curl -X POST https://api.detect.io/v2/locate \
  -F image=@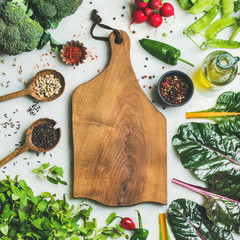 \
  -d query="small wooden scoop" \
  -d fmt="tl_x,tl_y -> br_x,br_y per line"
0,69 -> 65,102
0,118 -> 61,168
